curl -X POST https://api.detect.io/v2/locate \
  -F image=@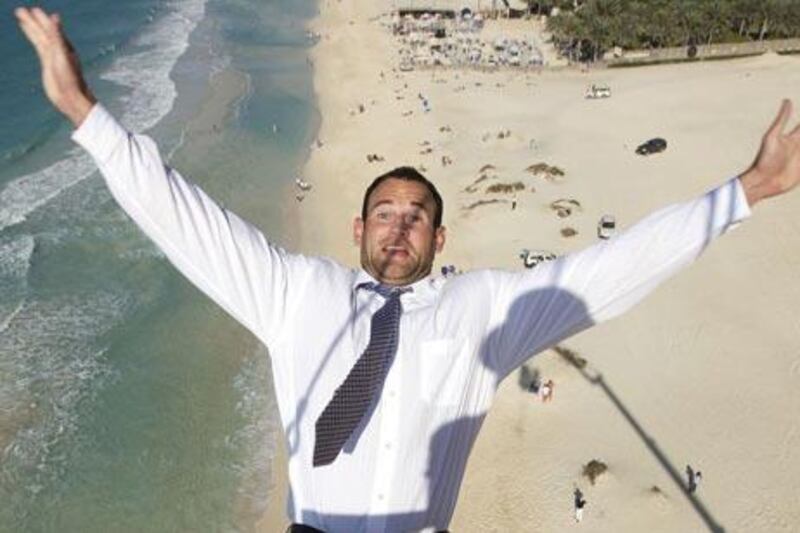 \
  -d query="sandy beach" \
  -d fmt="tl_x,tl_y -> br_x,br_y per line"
259,1 -> 800,530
